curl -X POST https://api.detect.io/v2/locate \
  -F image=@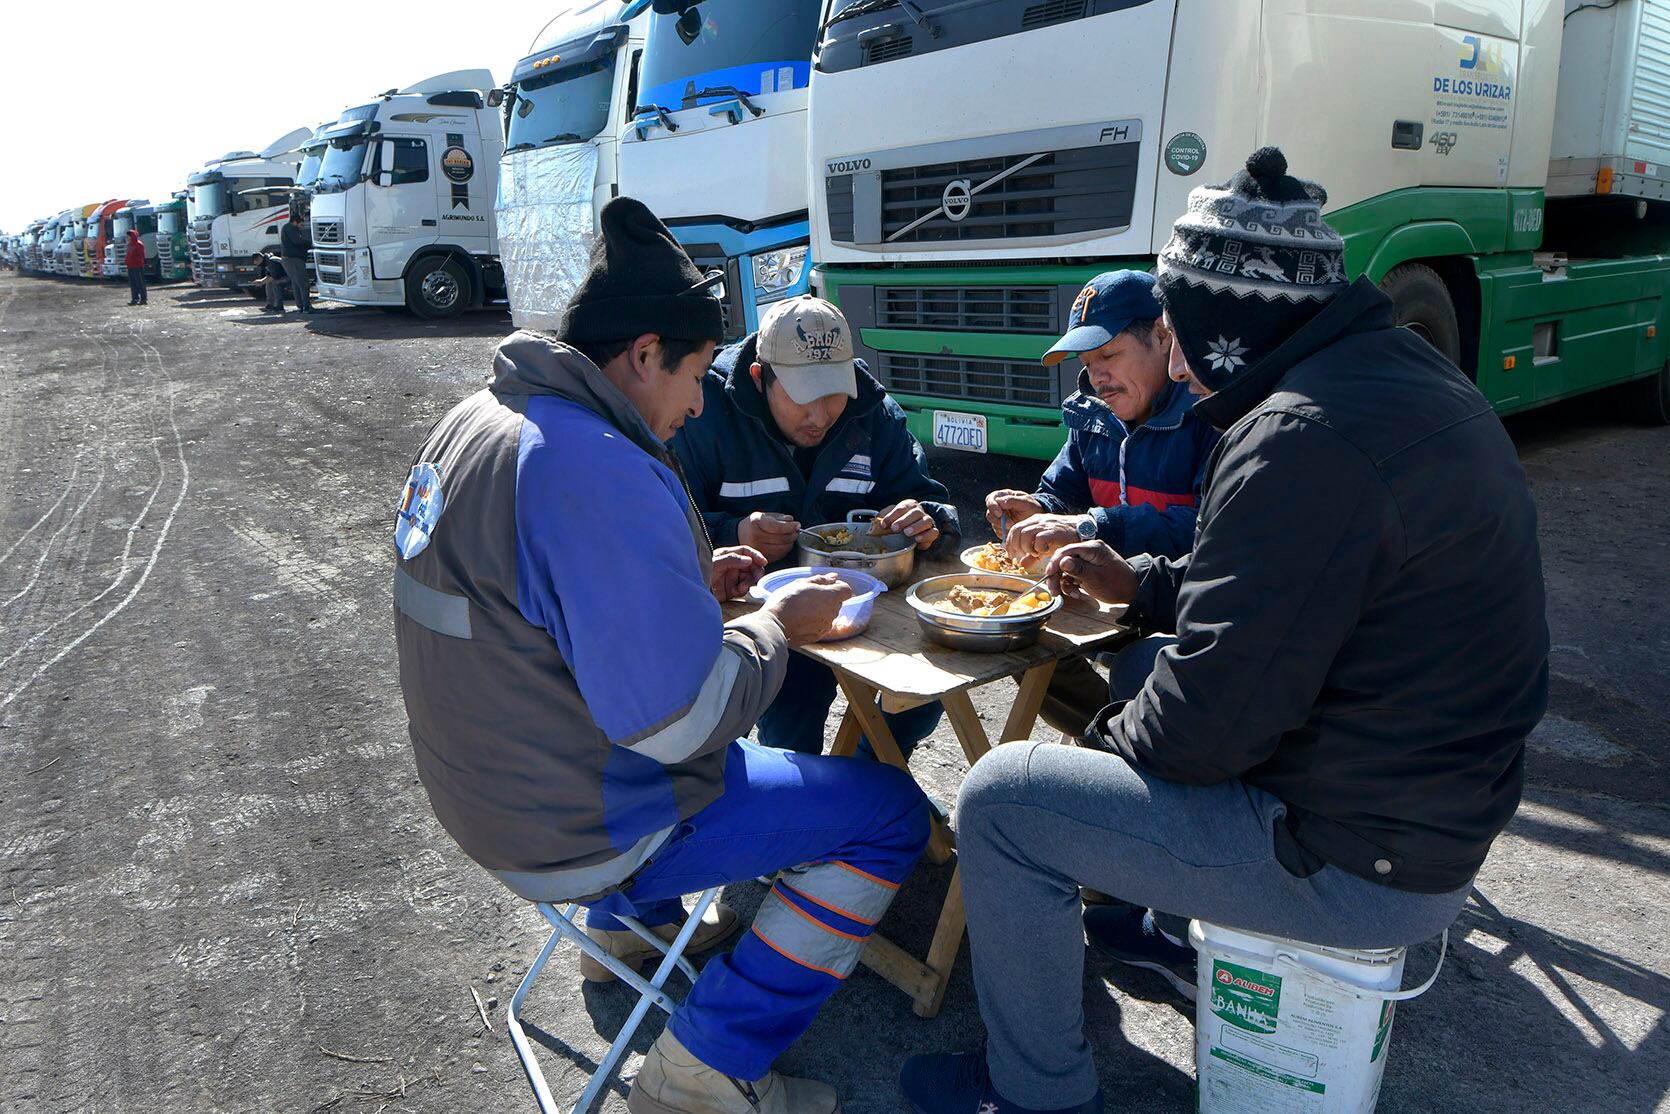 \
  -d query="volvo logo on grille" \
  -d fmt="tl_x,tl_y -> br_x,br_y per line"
943,179 -> 974,222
